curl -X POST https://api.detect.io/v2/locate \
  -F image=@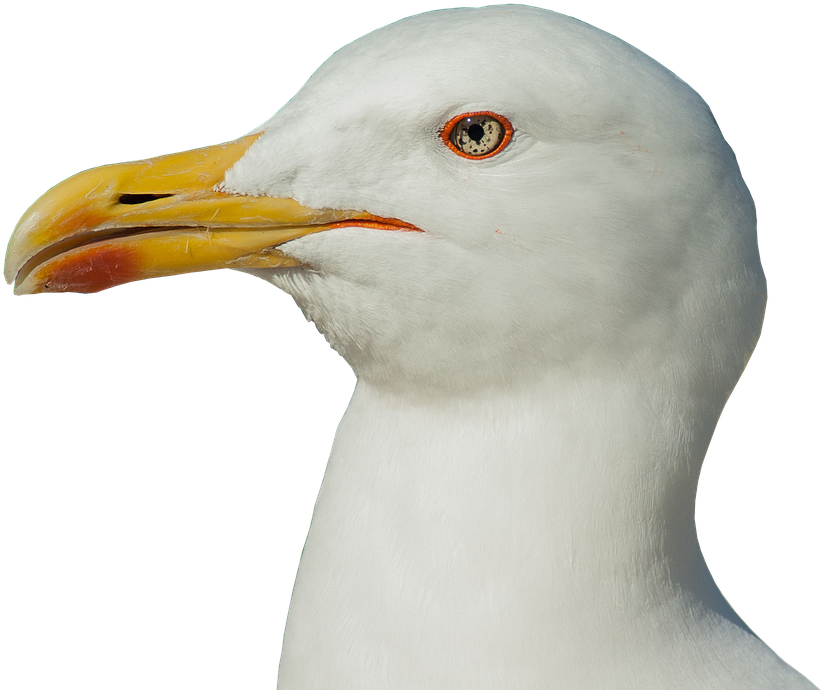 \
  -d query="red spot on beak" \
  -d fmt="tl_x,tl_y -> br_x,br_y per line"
43,245 -> 141,293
